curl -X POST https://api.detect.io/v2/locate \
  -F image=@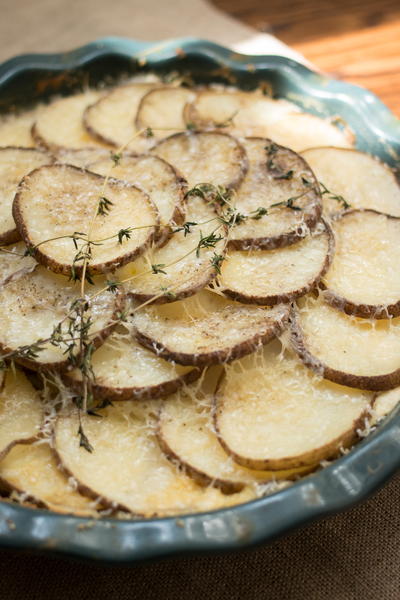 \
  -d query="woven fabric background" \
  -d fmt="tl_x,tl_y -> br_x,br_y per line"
0,471 -> 399,600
